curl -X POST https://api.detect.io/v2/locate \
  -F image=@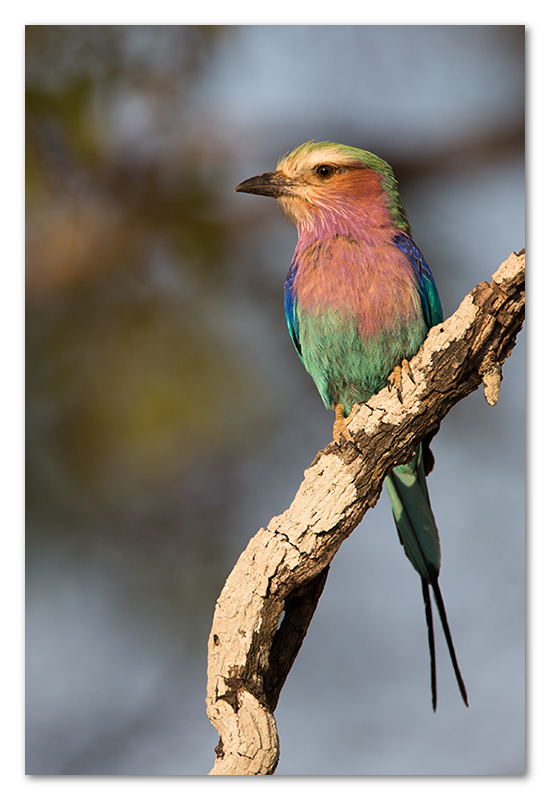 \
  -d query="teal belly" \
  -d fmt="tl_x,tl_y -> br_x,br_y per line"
297,307 -> 427,415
